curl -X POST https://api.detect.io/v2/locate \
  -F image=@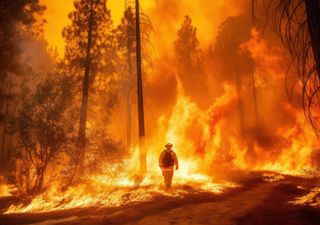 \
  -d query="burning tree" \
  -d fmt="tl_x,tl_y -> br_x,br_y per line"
174,15 -> 208,107
214,16 -> 255,137
115,7 -> 136,152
